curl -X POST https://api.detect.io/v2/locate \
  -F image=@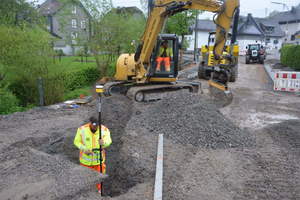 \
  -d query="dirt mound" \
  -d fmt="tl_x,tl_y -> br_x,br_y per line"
0,95 -> 146,199
128,91 -> 255,149
0,146 -> 106,200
